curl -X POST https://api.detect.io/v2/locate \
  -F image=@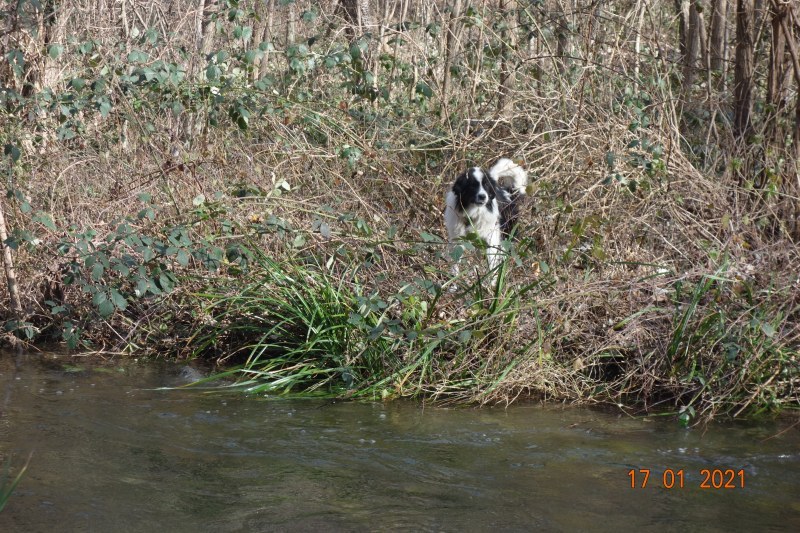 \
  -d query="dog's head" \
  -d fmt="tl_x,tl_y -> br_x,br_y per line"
451,167 -> 496,211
